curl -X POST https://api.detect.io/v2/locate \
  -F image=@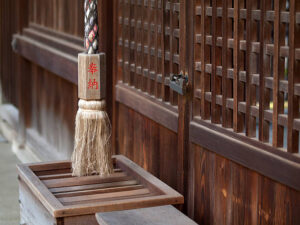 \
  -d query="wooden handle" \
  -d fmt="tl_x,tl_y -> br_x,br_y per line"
78,53 -> 106,100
